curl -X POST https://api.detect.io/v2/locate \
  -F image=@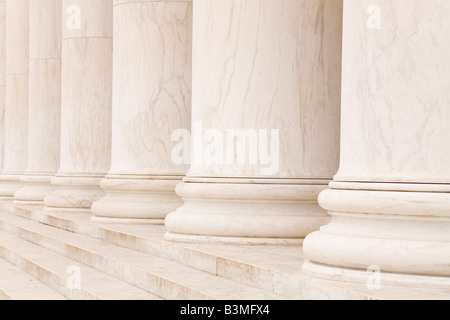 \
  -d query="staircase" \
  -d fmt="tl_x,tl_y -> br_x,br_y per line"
0,200 -> 301,300
3,200 -> 446,300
